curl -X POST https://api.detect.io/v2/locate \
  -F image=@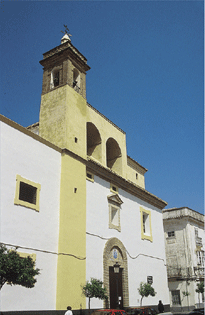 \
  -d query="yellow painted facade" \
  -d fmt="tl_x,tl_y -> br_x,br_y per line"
40,84 -> 88,309
38,36 -> 160,311
86,104 -> 127,177
17,252 -> 37,262
39,85 -> 87,159
126,157 -> 146,189
56,152 -> 86,310
86,105 -> 147,188
39,68 -> 147,190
